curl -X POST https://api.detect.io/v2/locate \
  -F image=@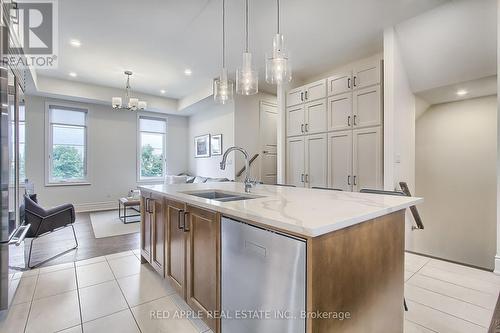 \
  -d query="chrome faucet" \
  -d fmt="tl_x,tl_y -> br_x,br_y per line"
220,146 -> 253,193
